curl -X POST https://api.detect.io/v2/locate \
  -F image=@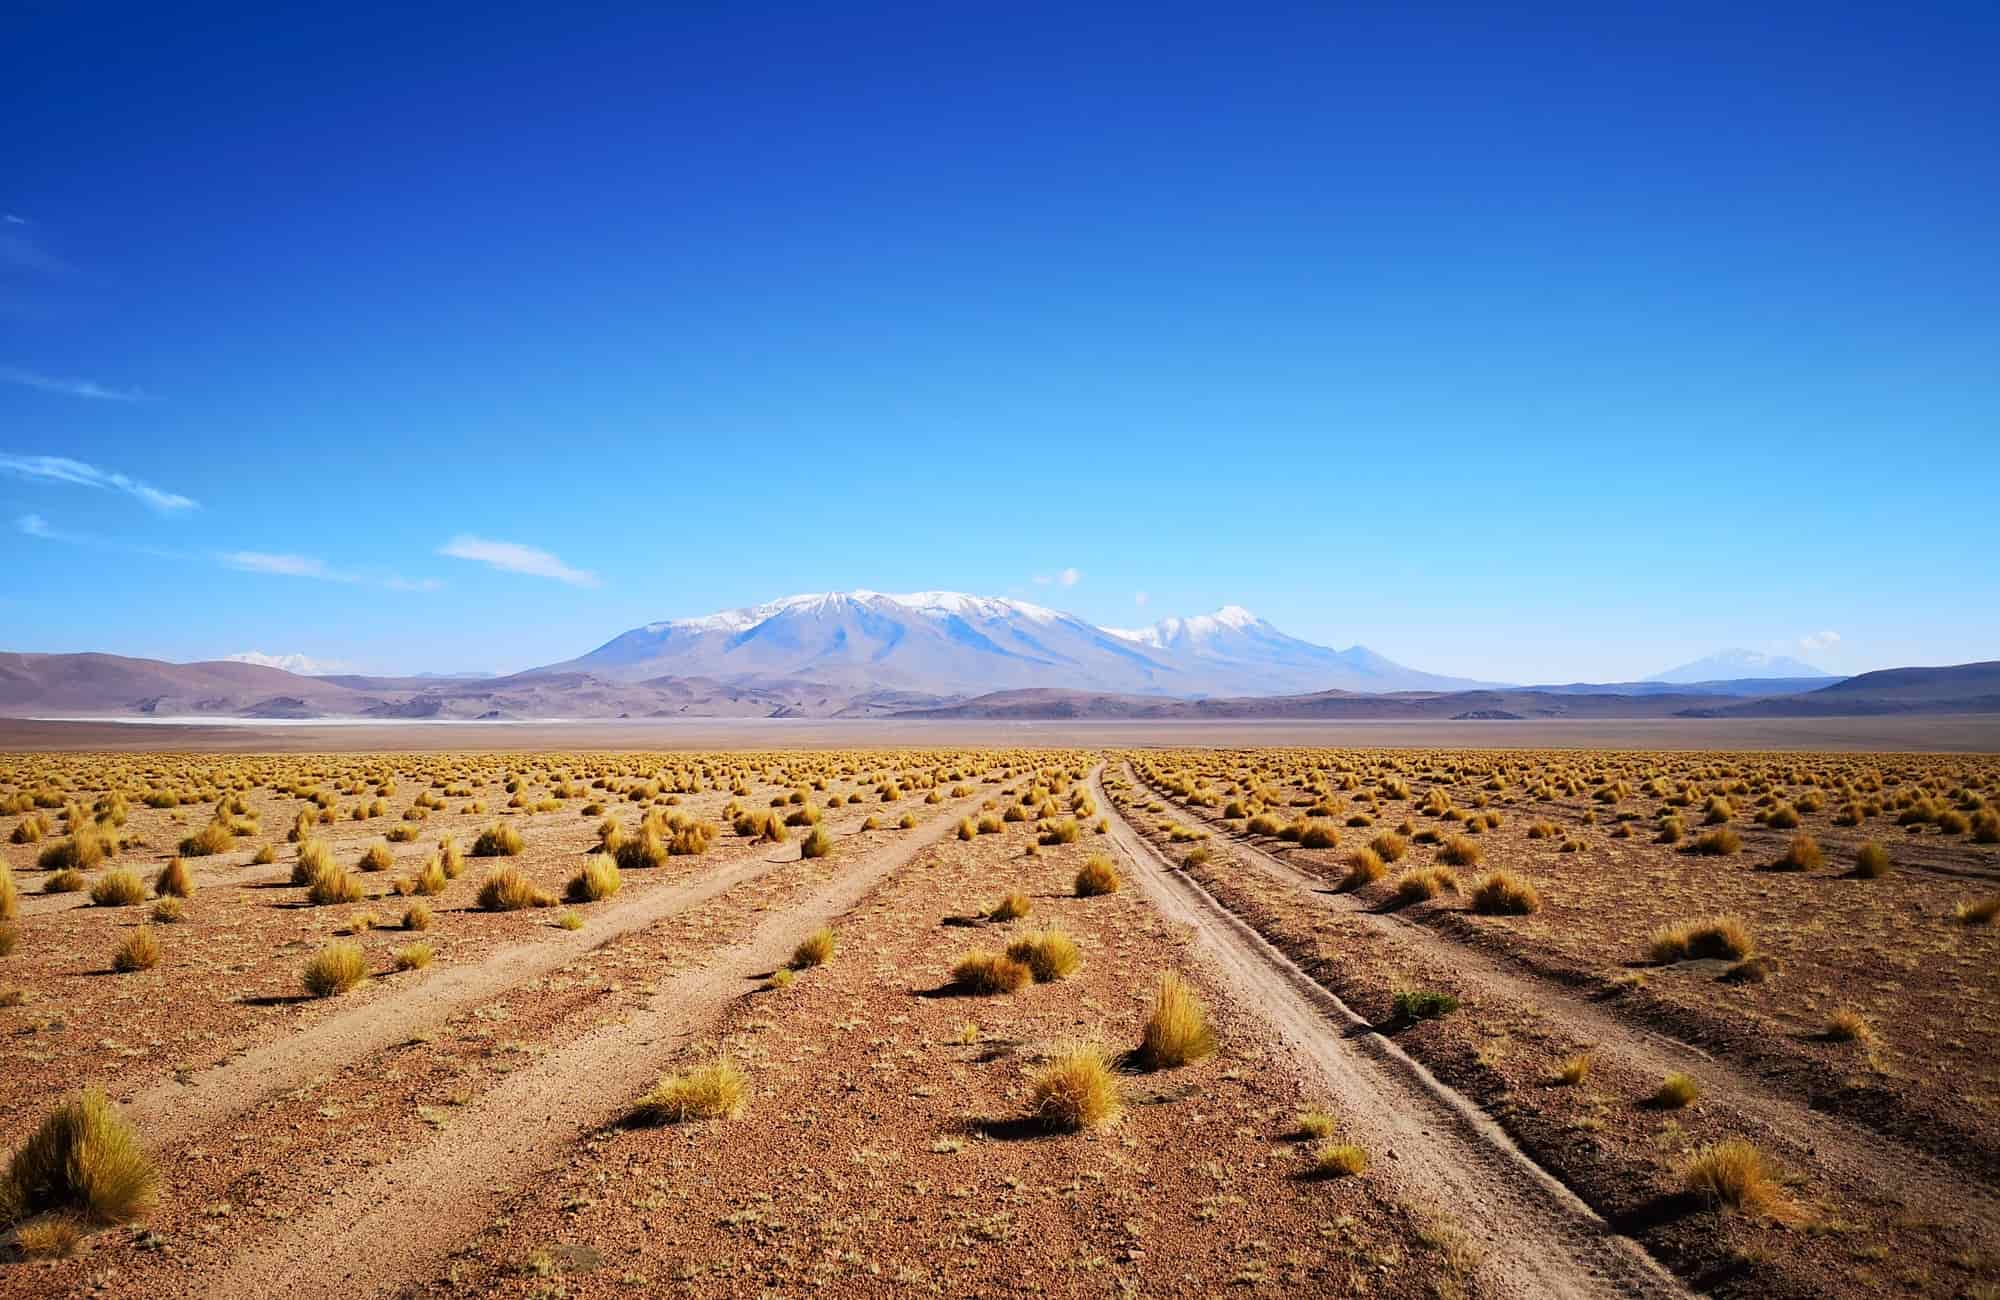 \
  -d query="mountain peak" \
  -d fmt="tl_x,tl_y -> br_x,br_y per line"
1648,648 -> 1834,684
